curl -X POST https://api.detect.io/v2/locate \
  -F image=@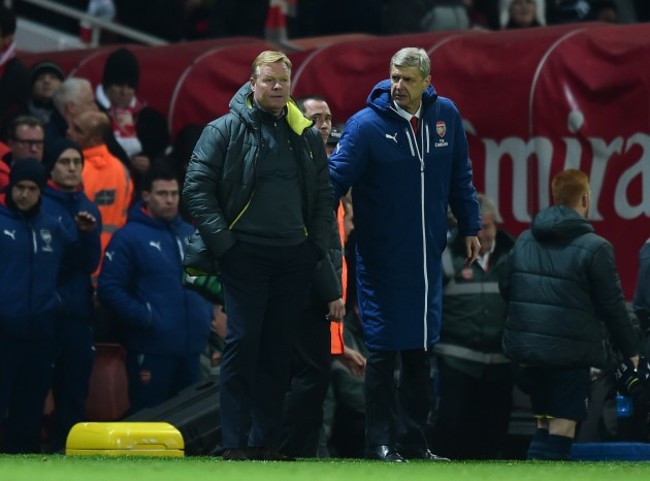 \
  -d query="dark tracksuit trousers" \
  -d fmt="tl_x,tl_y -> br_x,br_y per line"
124,351 -> 201,414
0,338 -> 56,453
51,316 -> 95,451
